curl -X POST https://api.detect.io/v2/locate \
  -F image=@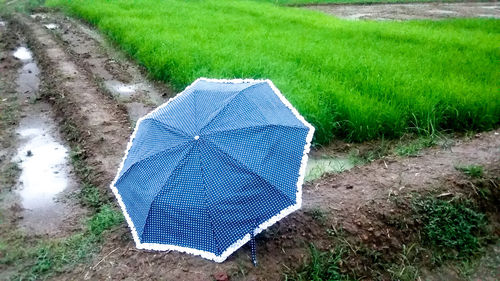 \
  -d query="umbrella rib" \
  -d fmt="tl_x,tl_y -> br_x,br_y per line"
201,124 -> 307,138
116,140 -> 192,186
146,118 -> 191,139
203,139 -> 297,205
198,82 -> 265,134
